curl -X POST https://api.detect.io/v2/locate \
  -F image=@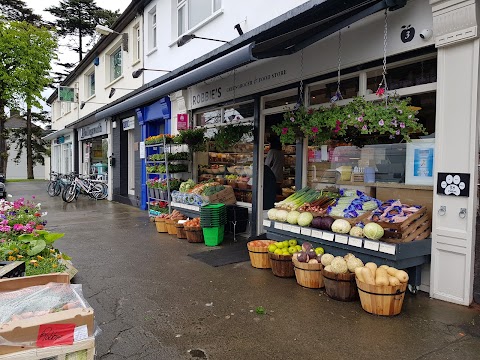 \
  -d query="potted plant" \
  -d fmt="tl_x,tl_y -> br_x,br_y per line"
173,128 -> 206,152
212,124 -> 253,152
